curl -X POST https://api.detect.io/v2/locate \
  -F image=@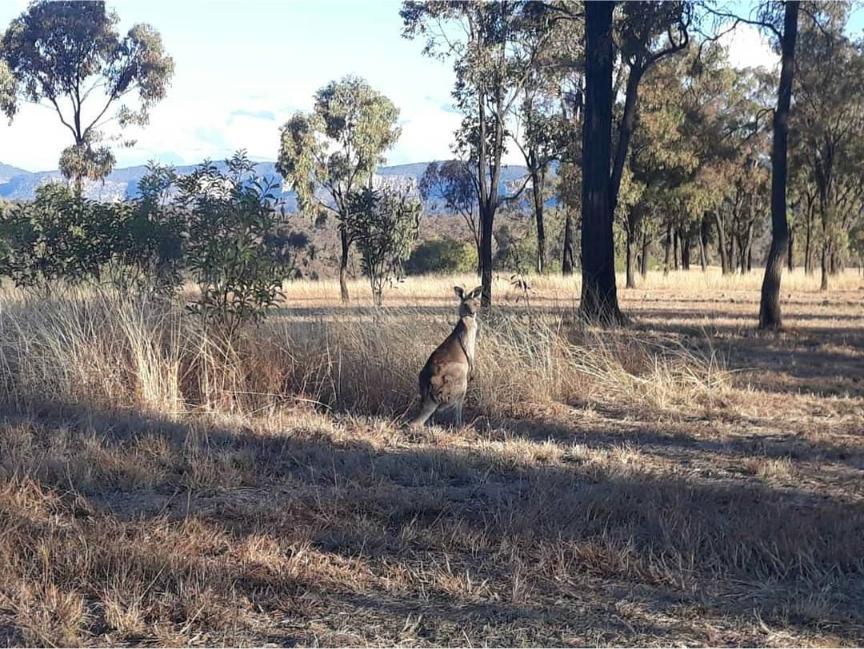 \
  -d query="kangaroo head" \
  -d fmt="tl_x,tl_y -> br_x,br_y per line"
454,286 -> 483,317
